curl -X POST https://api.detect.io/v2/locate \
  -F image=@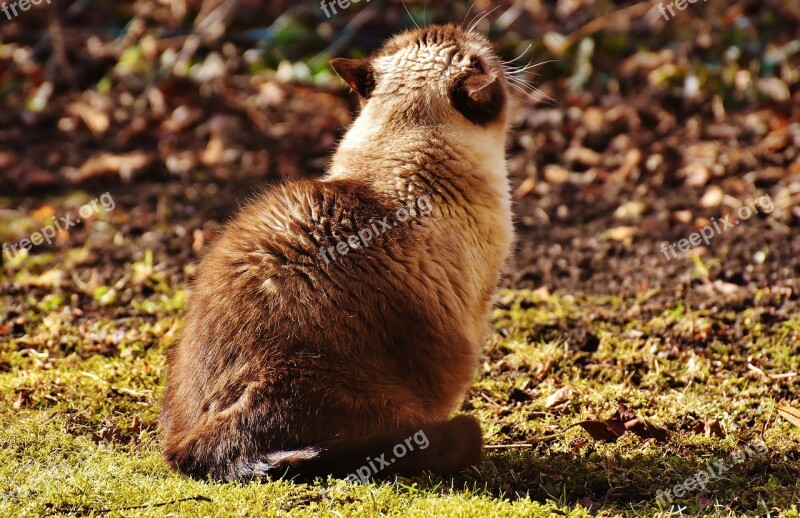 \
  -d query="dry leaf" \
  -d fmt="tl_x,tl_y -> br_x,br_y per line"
569,438 -> 590,452
700,185 -> 724,207
575,404 -> 670,443
545,386 -> 573,409
532,360 -> 552,382
161,105 -> 203,133
777,403 -> 800,428
201,131 -> 224,166
564,146 -> 600,167
607,226 -> 637,244
69,151 -> 153,183
67,101 -> 110,136
128,416 -> 143,435
691,418 -> 726,438
681,162 -> 710,187
31,205 -> 56,221
671,209 -> 693,223
515,176 -> 537,198
625,417 -> 671,442
508,387 -> 531,403
575,418 -> 627,442
532,286 -> 551,300
756,77 -> 790,103
544,164 -> 570,184
13,388 -> 34,410
92,421 -> 123,445
576,496 -> 601,511
192,229 -> 206,253
614,201 -> 646,220
616,148 -> 642,181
